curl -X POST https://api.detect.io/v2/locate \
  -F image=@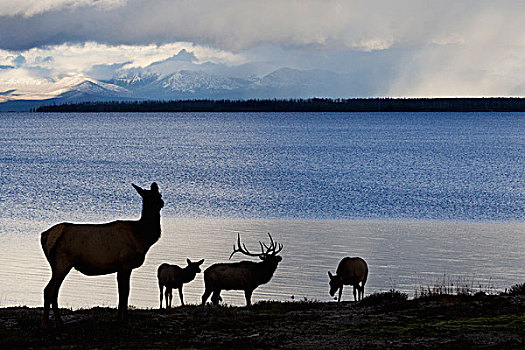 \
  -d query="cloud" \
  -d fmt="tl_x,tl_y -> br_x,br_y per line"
0,63 -> 112,101
388,4 -> 525,97
0,0 -> 126,18
13,55 -> 26,67
0,42 -> 249,100
34,56 -> 54,64
2,0 -> 523,52
149,49 -> 197,66
0,1 -> 524,97
0,89 -> 16,95
88,61 -> 132,80
1,42 -> 242,76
